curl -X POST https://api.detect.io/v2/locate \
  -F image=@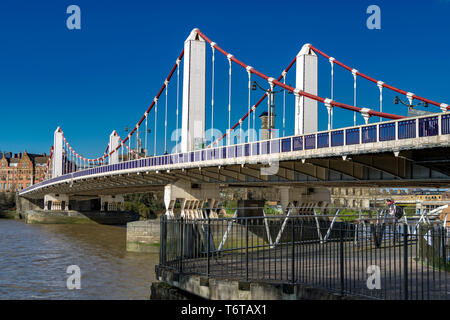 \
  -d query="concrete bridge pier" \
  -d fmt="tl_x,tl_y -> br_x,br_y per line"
207,198 -> 219,218
164,180 -> 220,219
277,186 -> 331,214
16,195 -> 43,216
278,186 -> 299,213
44,193 -> 69,211
182,199 -> 202,219
18,193 -> 137,224
100,195 -> 124,212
